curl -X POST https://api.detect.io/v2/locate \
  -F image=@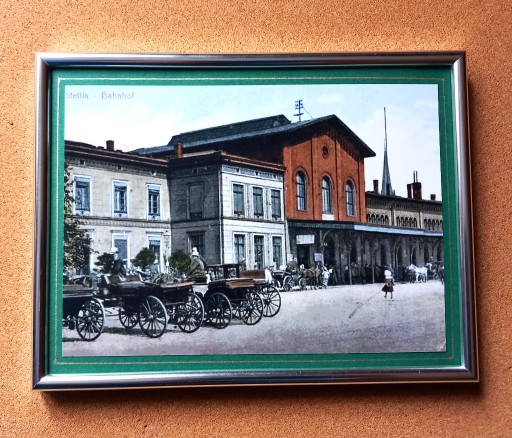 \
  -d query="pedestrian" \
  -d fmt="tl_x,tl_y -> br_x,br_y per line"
382,266 -> 394,299
321,265 -> 330,288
